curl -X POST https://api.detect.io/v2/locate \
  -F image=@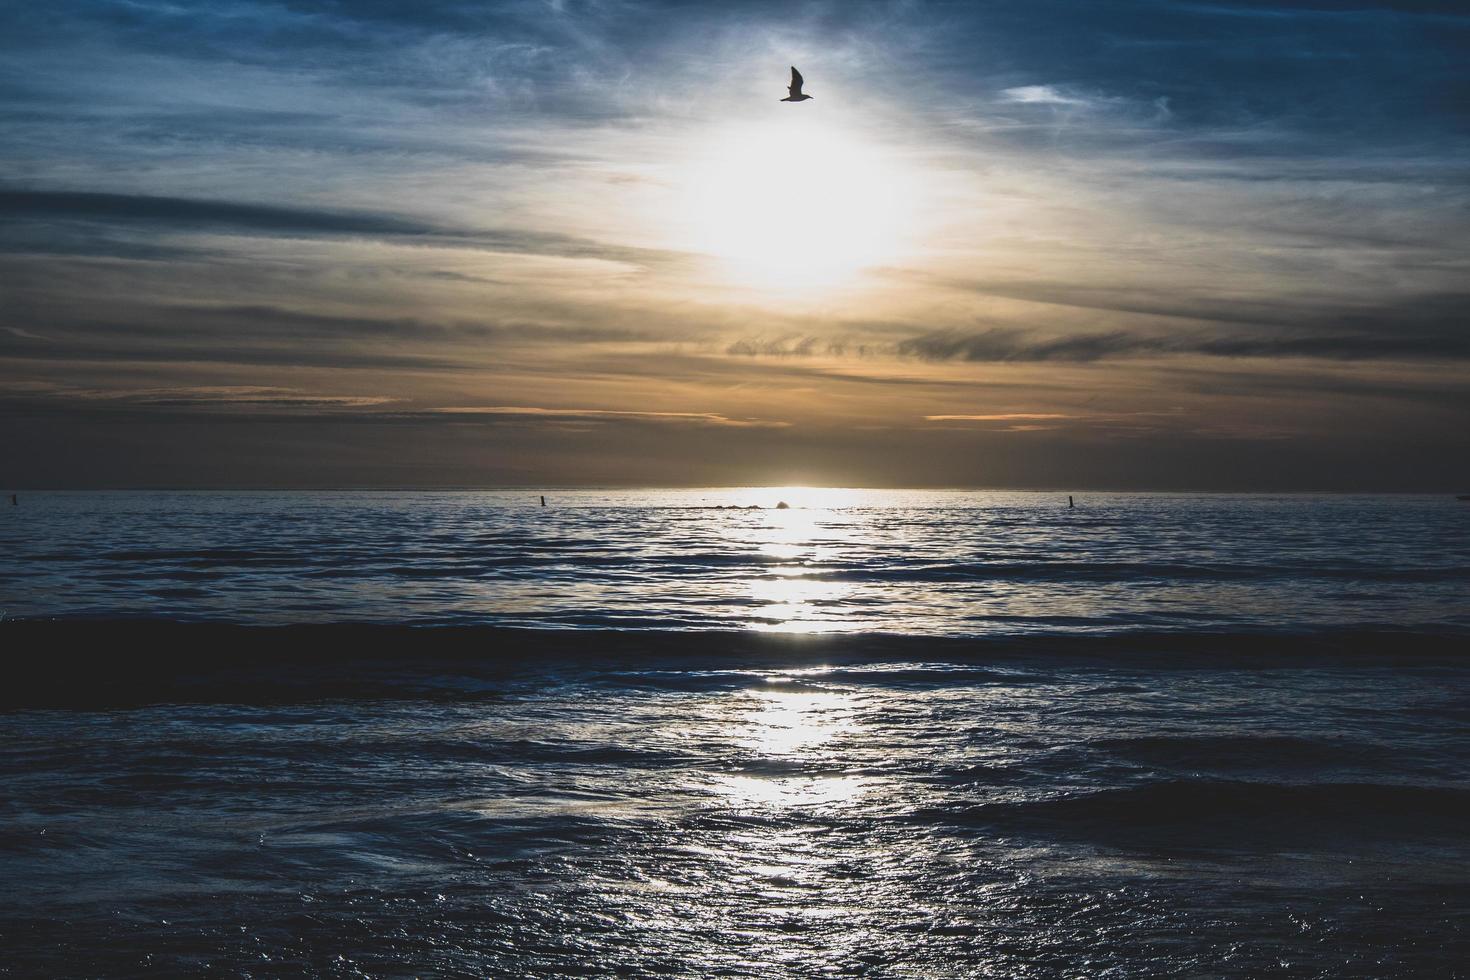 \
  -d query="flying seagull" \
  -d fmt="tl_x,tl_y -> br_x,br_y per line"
780,66 -> 813,102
